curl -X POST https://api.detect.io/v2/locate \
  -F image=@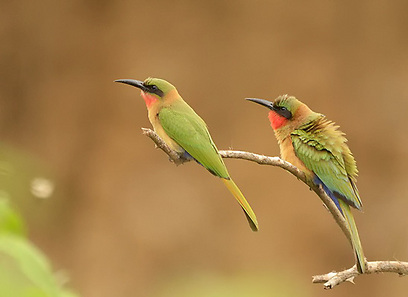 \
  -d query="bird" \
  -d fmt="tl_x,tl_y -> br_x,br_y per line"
115,77 -> 258,231
246,95 -> 366,273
